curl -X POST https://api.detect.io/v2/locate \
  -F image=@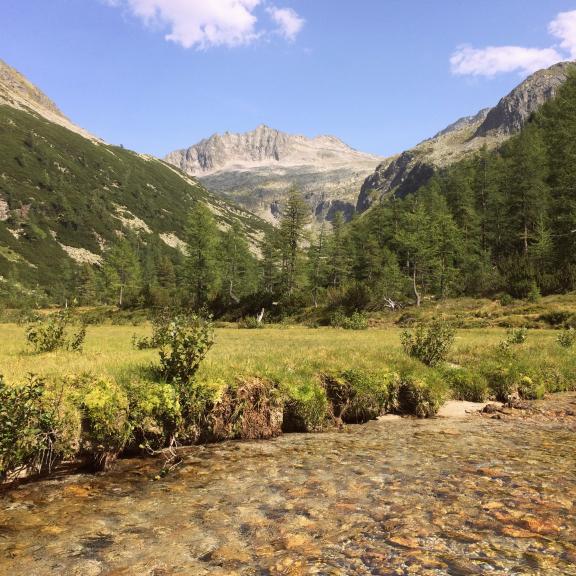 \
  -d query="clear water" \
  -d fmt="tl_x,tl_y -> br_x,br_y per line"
1,408 -> 575,575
